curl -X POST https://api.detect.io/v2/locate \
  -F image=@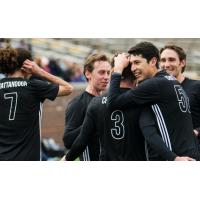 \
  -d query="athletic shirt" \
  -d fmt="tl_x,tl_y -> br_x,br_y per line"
66,89 -> 146,161
181,78 -> 200,130
108,70 -> 200,160
0,77 -> 59,160
63,91 -> 98,161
